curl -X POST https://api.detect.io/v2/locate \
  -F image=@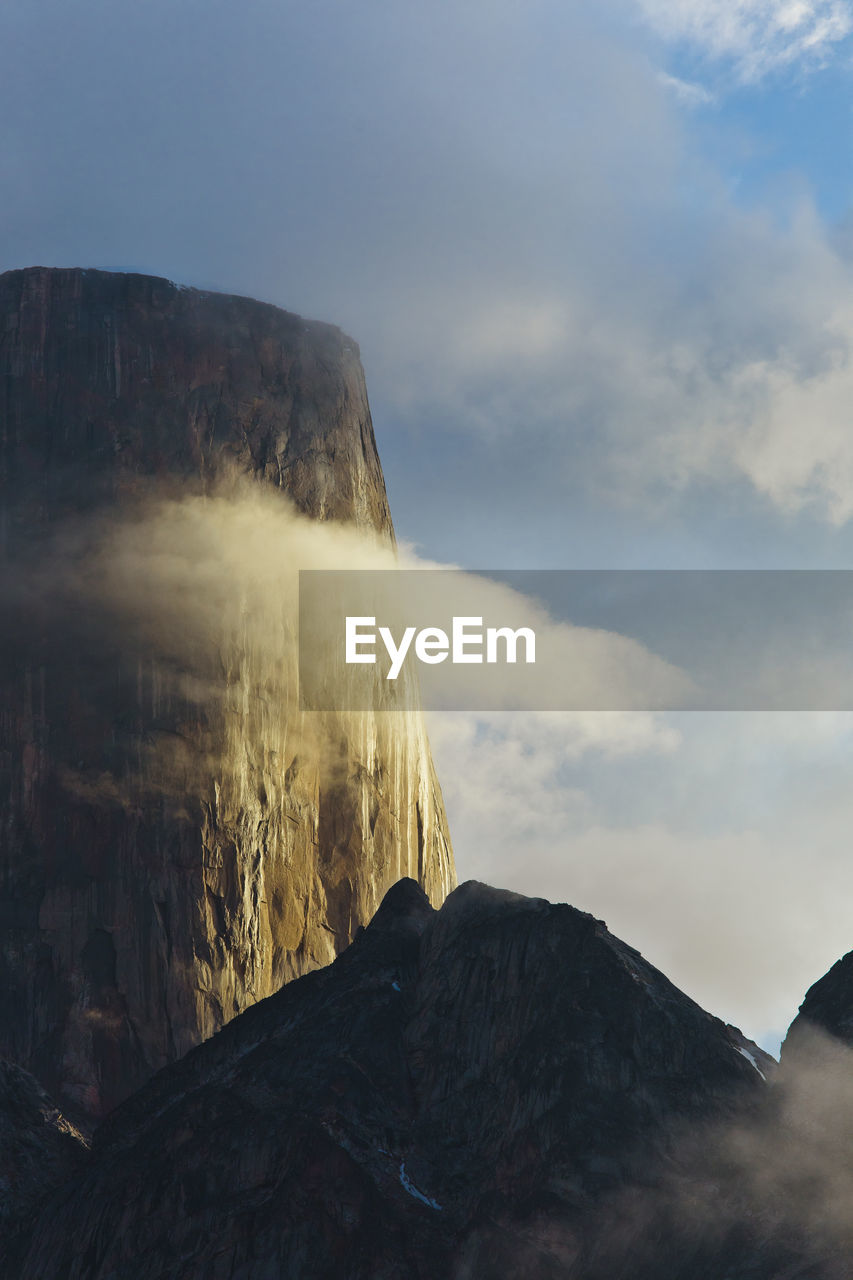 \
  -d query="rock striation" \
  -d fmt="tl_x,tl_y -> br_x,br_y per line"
6,879 -> 773,1279
0,267 -> 455,1123
0,266 -> 393,536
